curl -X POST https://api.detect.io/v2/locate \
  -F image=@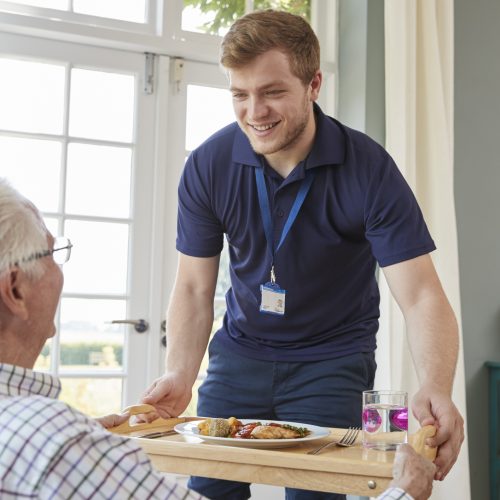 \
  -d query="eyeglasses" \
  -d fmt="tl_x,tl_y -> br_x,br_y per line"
21,236 -> 73,266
